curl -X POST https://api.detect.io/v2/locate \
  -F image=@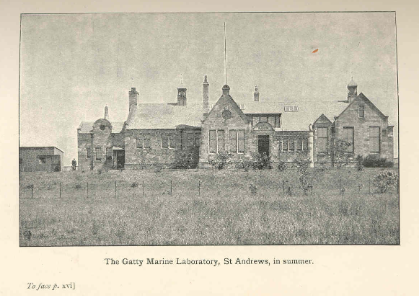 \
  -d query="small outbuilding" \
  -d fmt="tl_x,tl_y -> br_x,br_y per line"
19,147 -> 64,172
